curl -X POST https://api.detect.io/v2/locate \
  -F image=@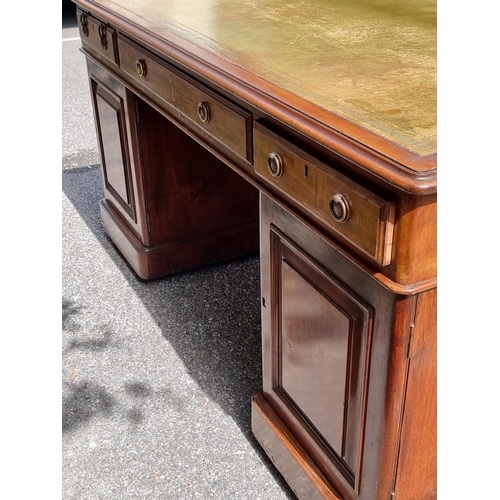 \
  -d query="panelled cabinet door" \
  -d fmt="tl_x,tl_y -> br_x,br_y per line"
89,71 -> 149,245
259,194 -> 402,500
94,81 -> 133,212
264,227 -> 372,493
